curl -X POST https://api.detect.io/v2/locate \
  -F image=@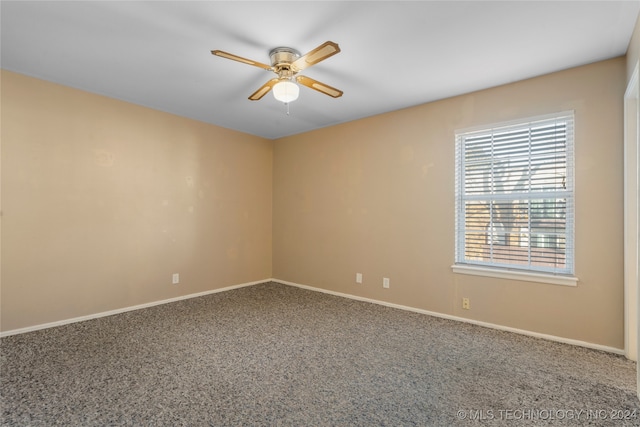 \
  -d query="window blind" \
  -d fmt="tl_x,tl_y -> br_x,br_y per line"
455,112 -> 575,275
